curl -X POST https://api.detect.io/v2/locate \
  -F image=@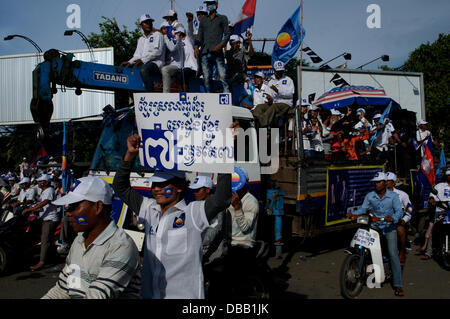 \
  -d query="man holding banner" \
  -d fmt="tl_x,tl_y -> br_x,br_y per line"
112,134 -> 232,299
